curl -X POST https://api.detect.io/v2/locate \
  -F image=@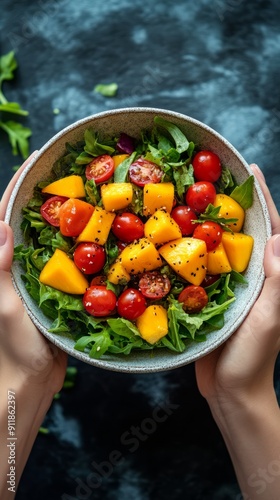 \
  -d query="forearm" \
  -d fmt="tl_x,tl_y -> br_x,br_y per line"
210,393 -> 280,500
0,377 -> 53,499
